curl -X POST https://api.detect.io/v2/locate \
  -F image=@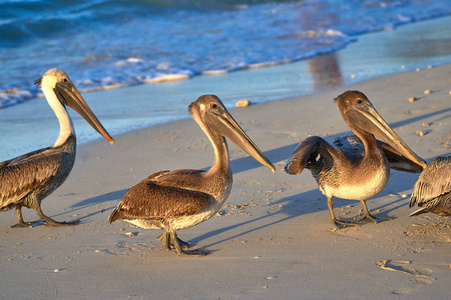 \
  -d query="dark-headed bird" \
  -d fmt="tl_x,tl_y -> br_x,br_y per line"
284,90 -> 427,227
0,69 -> 114,227
109,95 -> 275,256
409,156 -> 451,216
